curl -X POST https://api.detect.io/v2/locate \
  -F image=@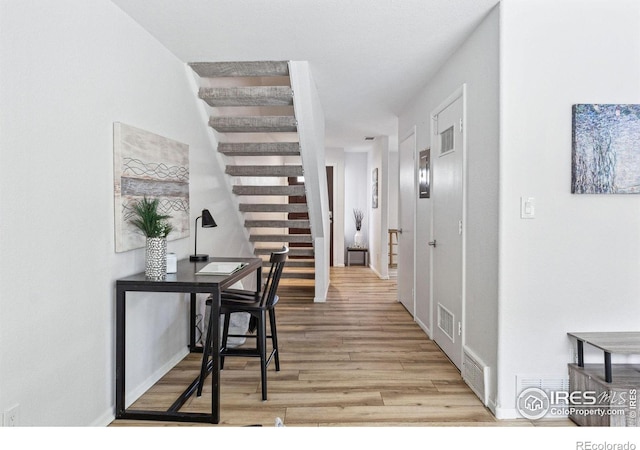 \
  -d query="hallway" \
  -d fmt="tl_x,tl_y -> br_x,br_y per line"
111,267 -> 572,427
